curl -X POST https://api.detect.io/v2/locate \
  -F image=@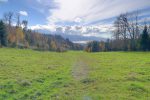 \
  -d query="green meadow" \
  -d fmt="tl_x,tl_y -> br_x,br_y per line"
0,48 -> 150,100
